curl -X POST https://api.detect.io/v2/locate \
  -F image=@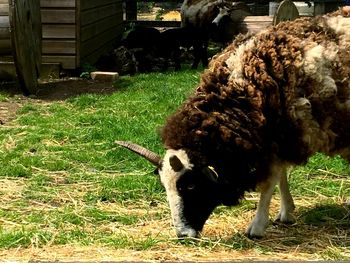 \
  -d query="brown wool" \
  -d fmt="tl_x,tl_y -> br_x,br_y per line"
161,8 -> 350,188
